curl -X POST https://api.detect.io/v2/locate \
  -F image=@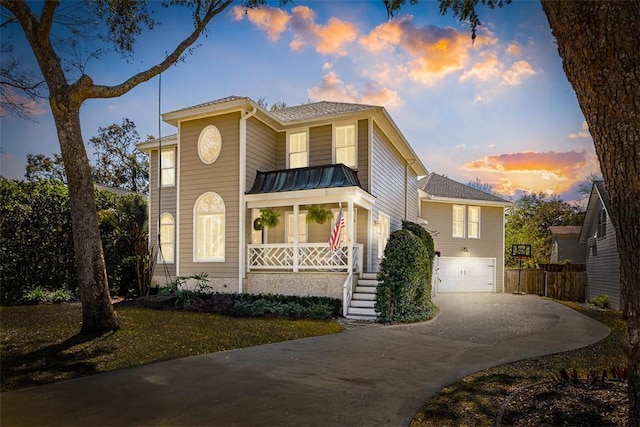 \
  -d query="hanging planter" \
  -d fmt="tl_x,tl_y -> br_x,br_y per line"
259,208 -> 280,228
306,205 -> 333,224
